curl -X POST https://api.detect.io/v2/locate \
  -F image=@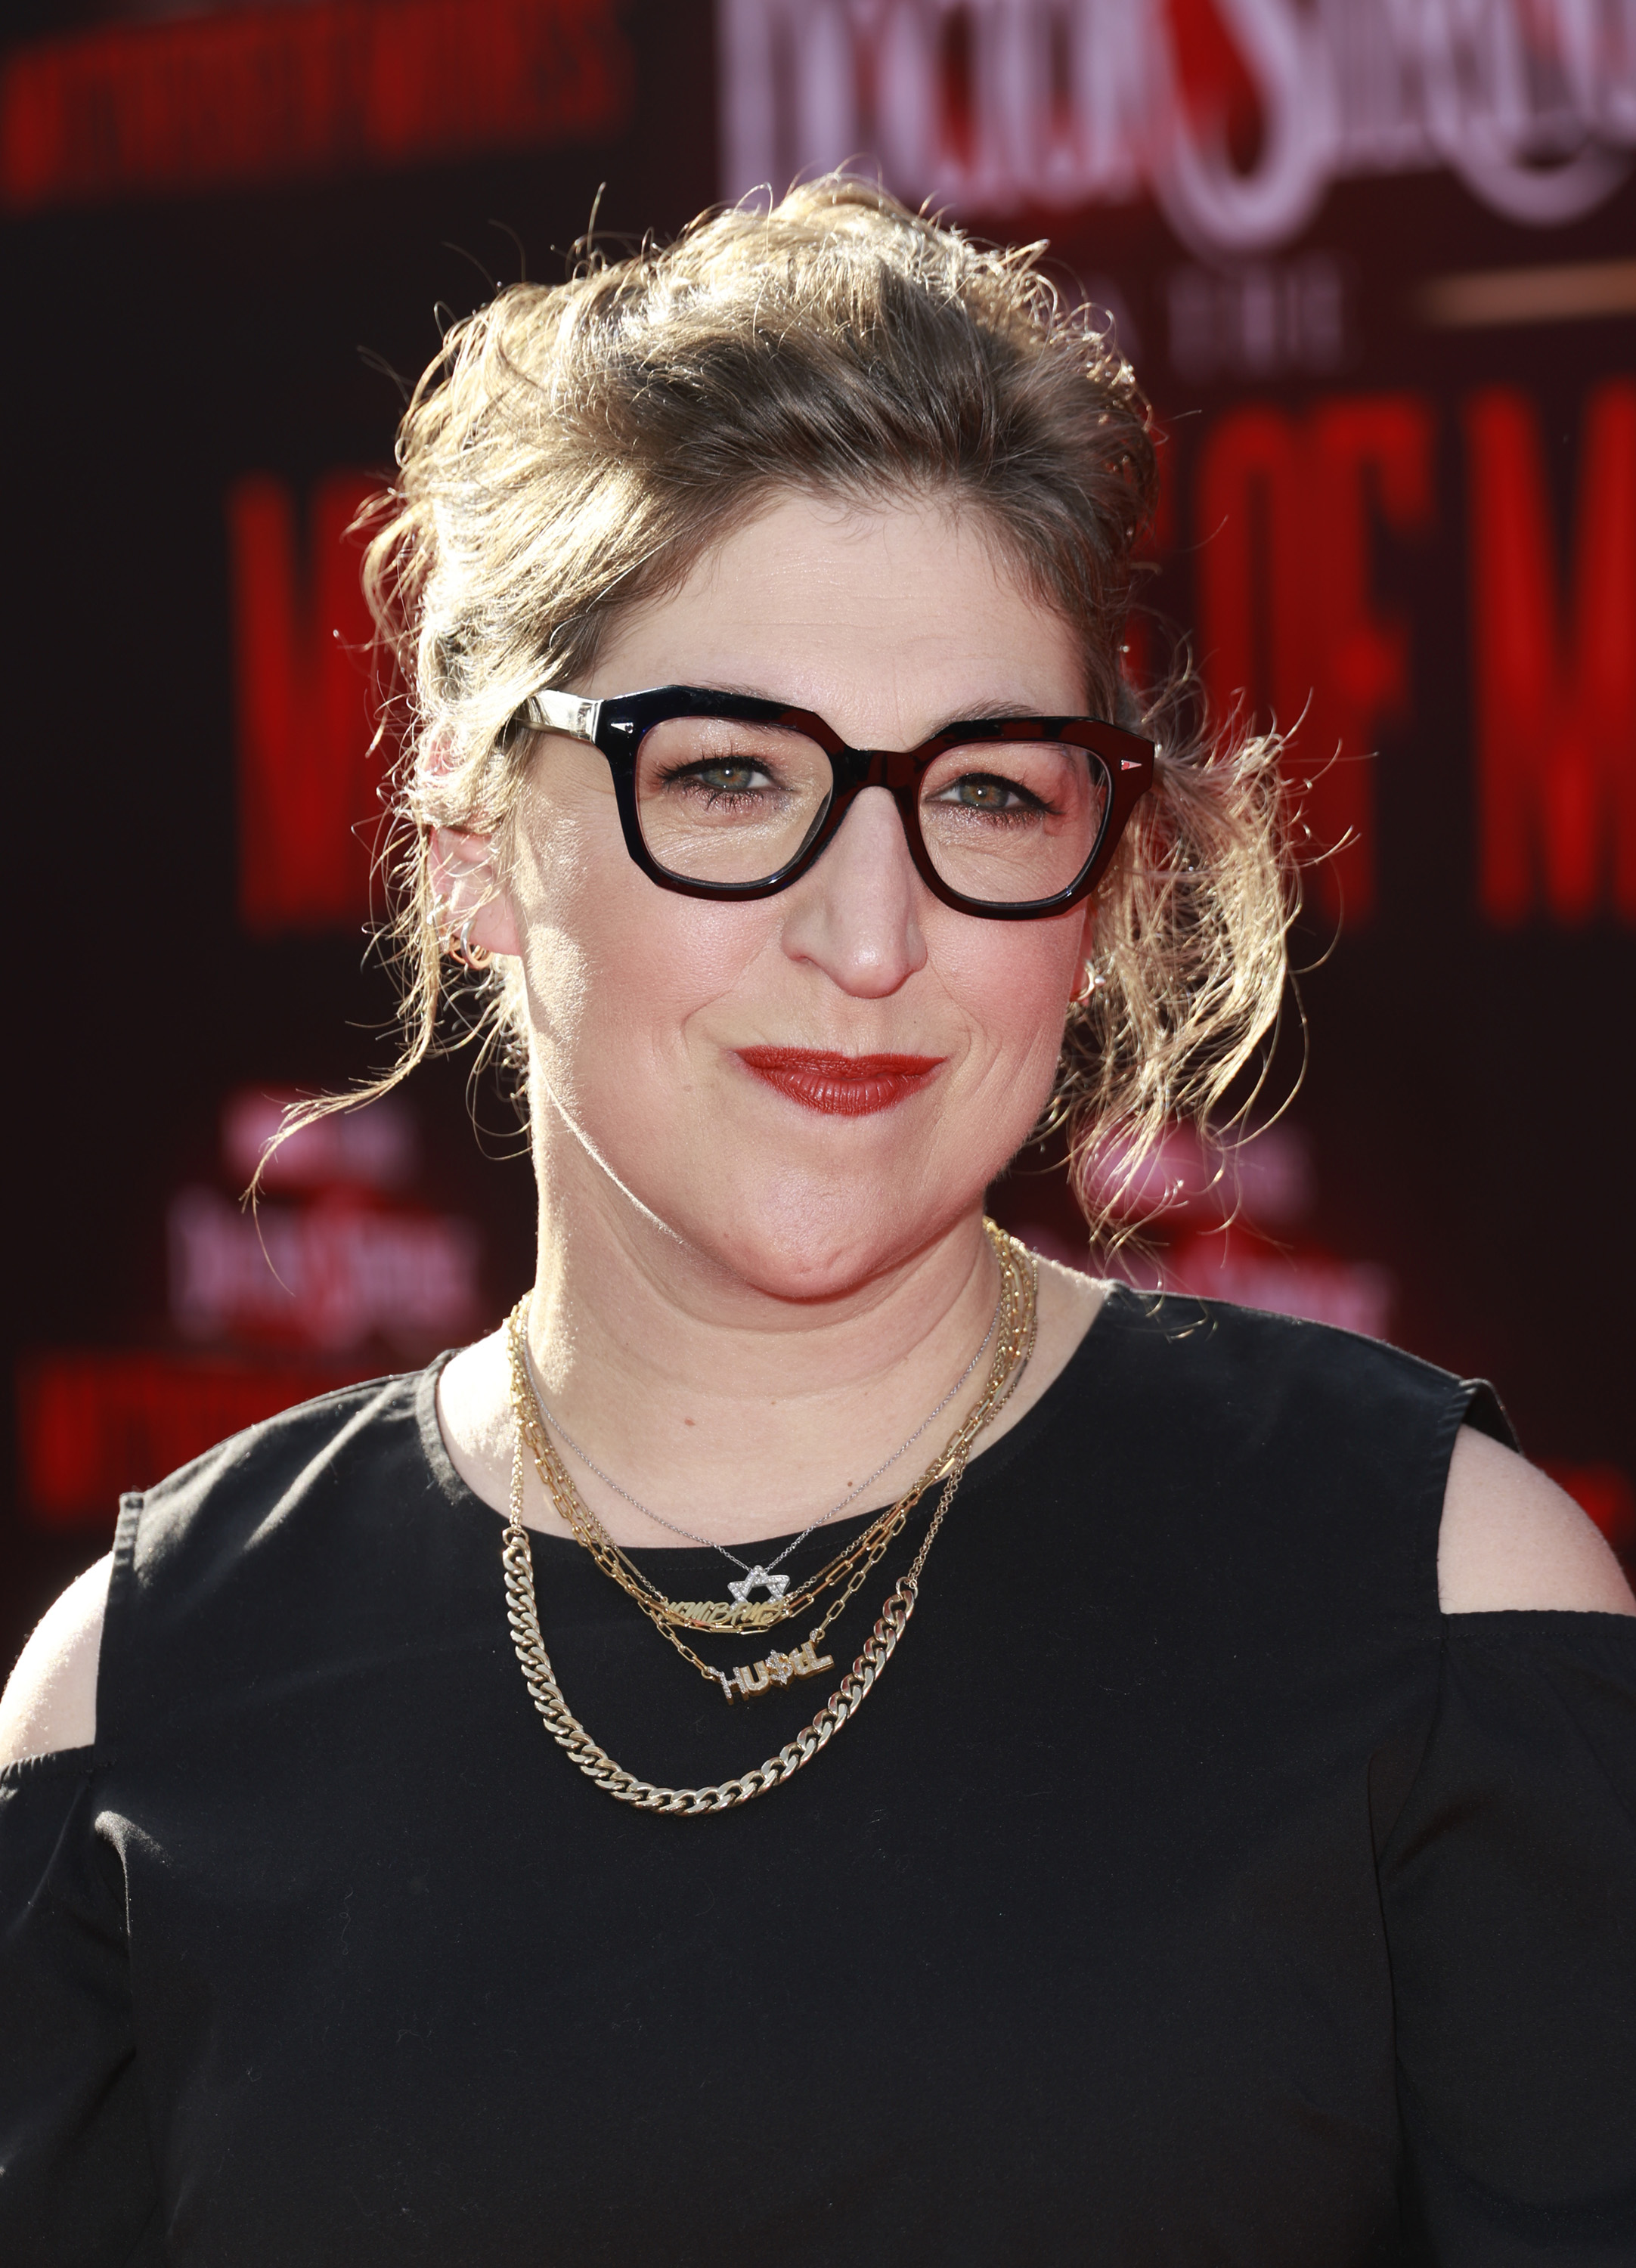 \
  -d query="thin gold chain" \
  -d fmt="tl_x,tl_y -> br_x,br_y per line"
509,1223 -> 1026,1617
508,1218 -> 1033,1663
507,1225 -> 1034,1690
500,1231 -> 1039,1810
534,1303 -> 997,1573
